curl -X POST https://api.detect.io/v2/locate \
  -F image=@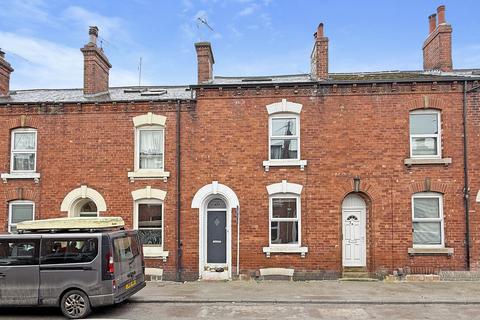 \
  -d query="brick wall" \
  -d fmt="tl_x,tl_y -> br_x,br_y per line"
0,81 -> 476,280
467,84 -> 480,270
0,101 -> 194,280
180,82 -> 468,278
